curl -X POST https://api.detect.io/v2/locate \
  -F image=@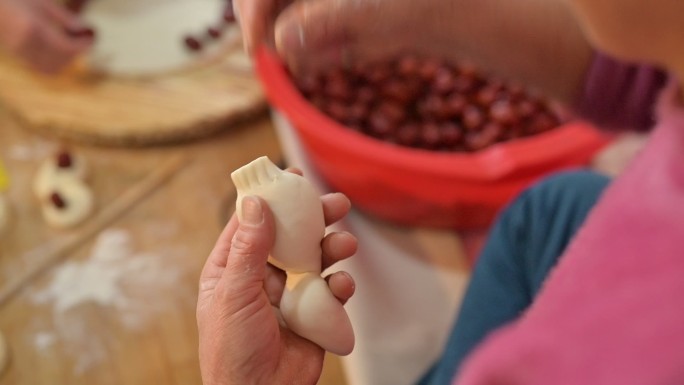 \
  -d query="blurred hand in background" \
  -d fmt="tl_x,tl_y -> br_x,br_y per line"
0,0 -> 93,73
233,0 -> 591,104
